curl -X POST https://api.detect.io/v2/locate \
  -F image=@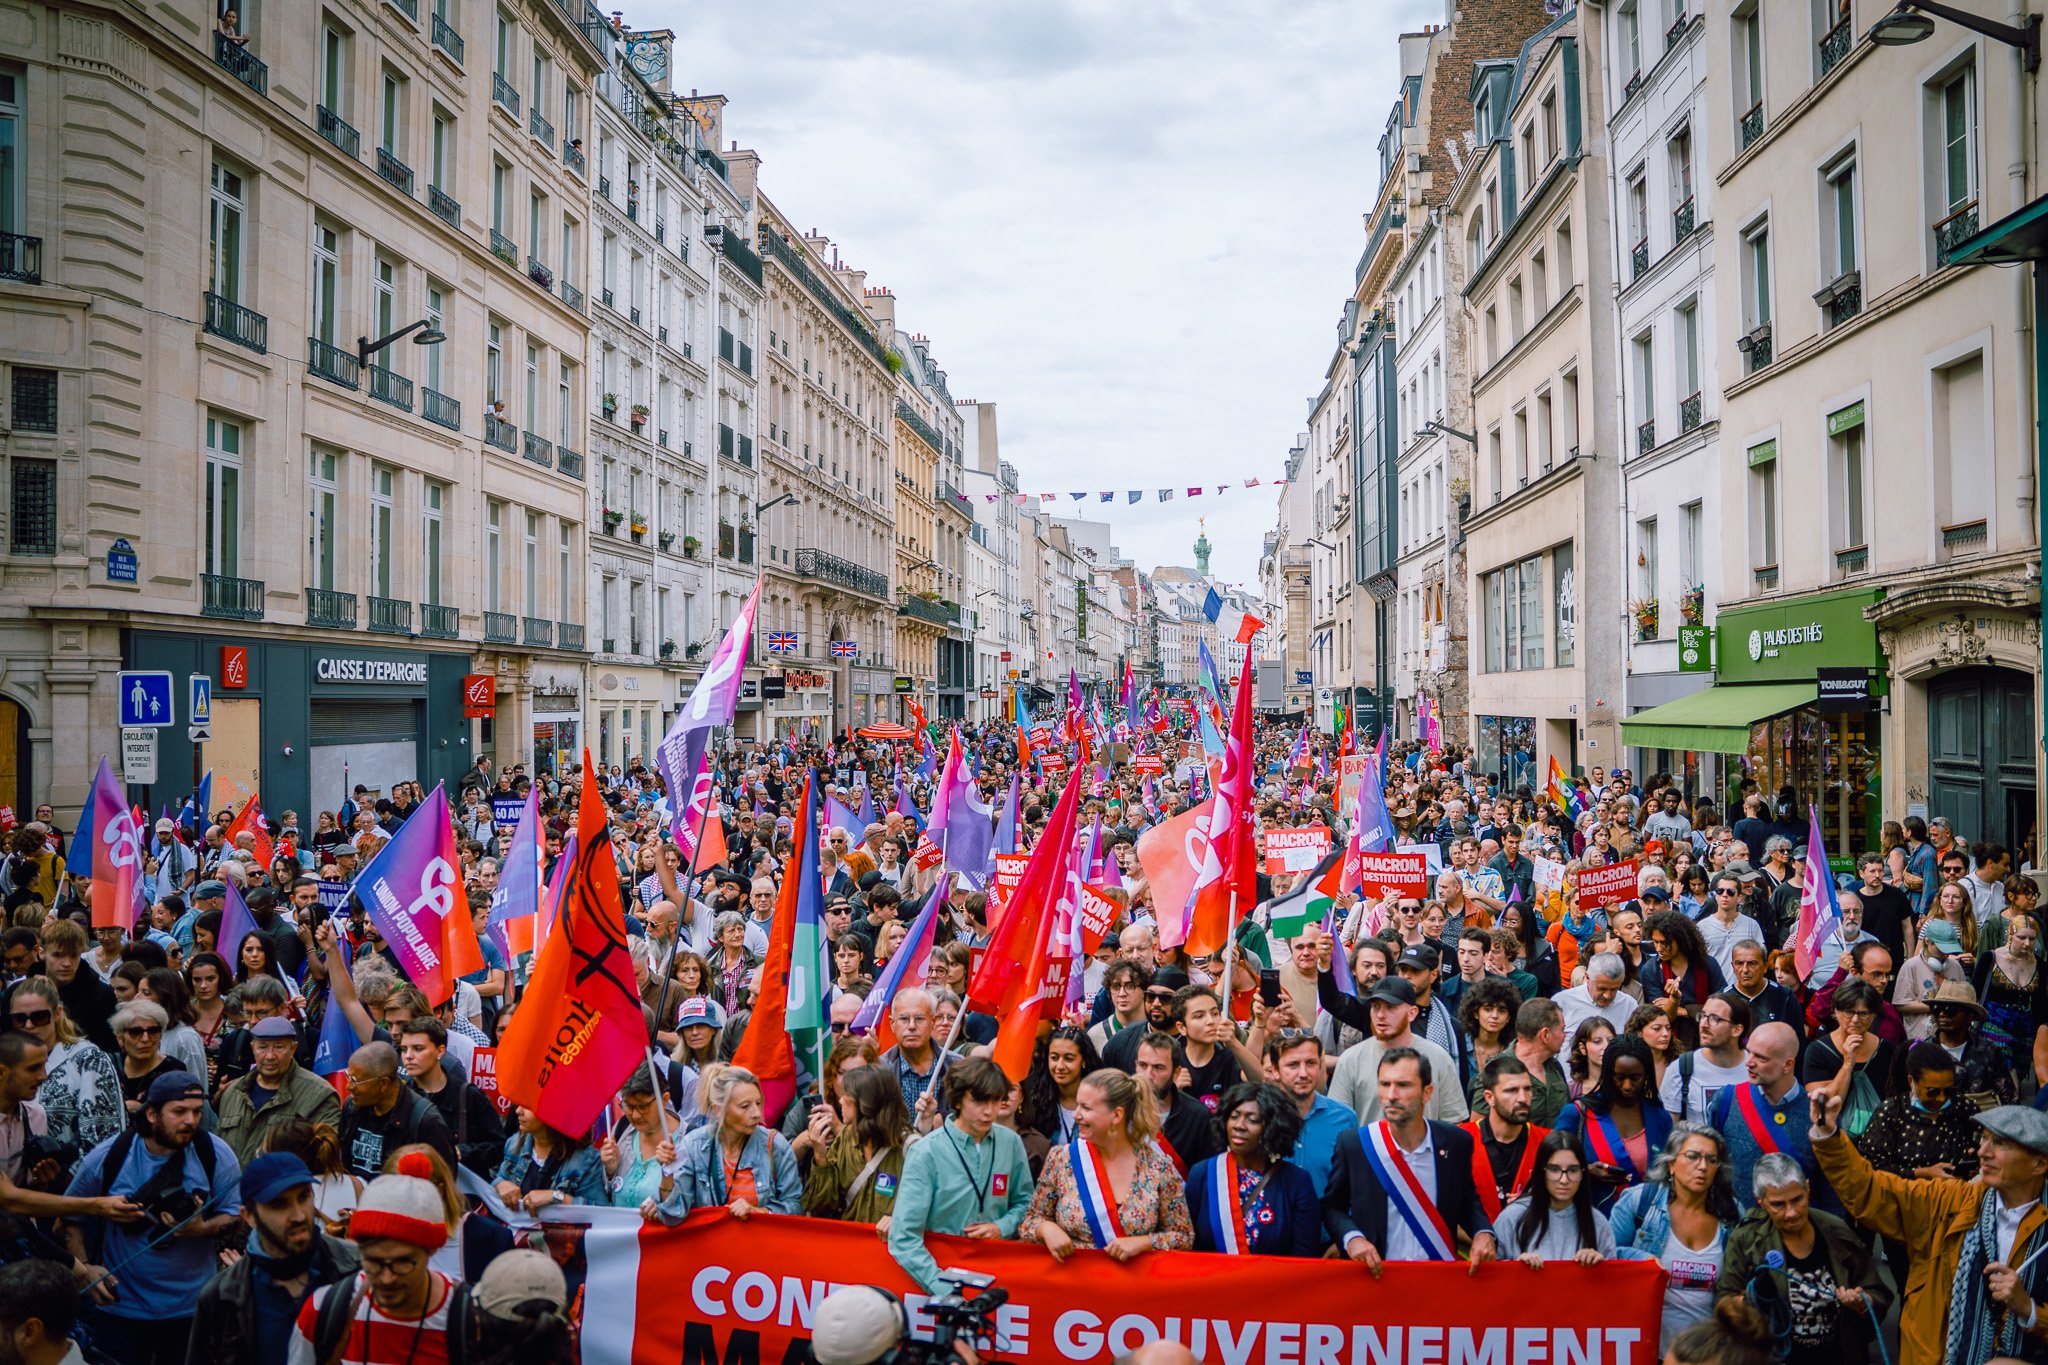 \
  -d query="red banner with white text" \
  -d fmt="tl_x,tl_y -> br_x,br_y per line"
569,1208 -> 1665,1365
